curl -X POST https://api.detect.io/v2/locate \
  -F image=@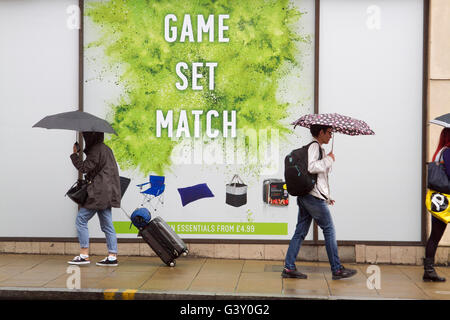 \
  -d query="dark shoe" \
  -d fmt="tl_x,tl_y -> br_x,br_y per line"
96,257 -> 118,267
68,255 -> 90,265
423,258 -> 446,282
281,267 -> 307,279
332,266 -> 357,280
